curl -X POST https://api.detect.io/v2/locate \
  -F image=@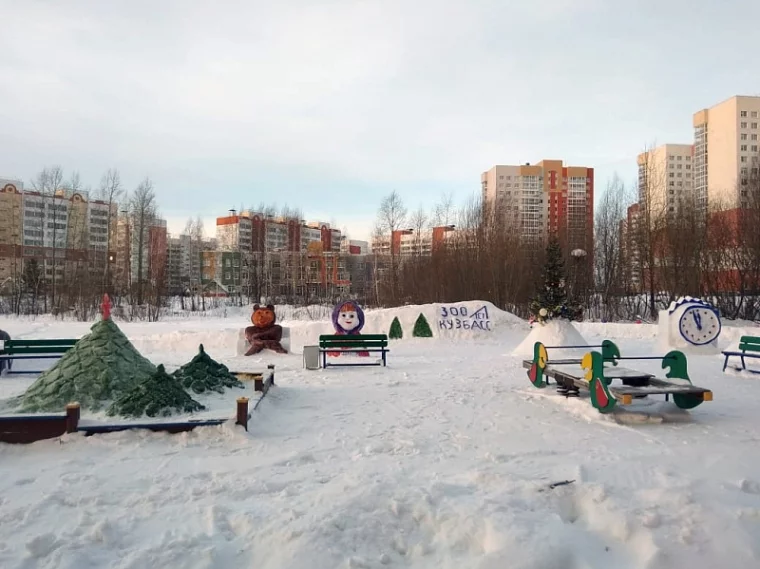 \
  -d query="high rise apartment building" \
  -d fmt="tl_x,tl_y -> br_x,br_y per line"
481,160 -> 594,255
637,144 -> 694,226
693,95 -> 760,212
